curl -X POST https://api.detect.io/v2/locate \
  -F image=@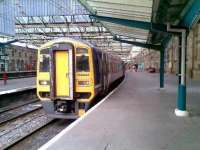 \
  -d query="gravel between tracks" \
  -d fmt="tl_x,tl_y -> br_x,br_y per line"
0,101 -> 42,124
0,109 -> 52,149
9,119 -> 73,150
